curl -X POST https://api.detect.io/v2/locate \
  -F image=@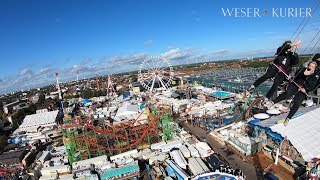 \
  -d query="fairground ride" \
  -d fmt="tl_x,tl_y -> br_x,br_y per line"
62,106 -> 174,164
